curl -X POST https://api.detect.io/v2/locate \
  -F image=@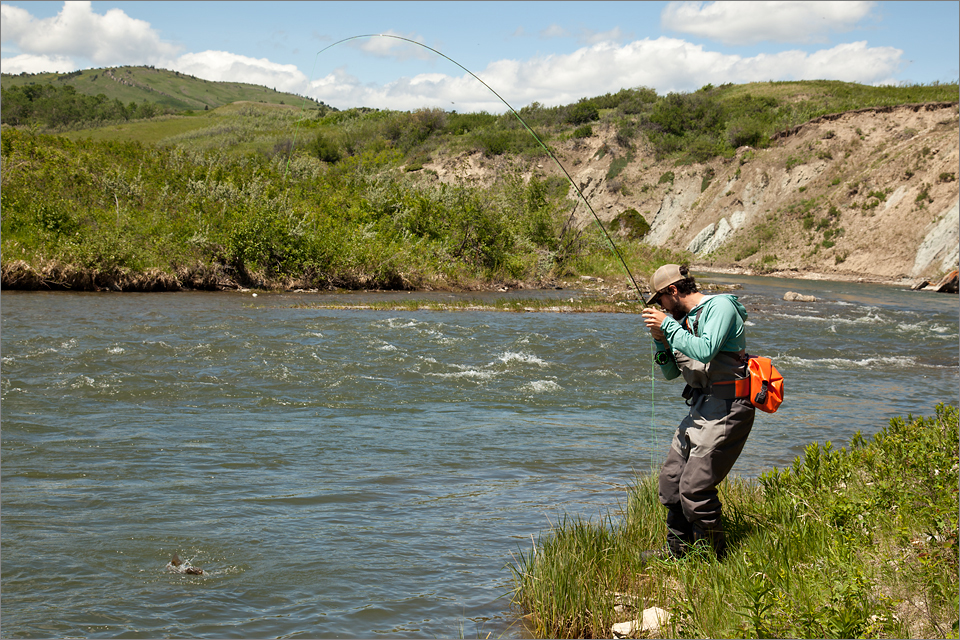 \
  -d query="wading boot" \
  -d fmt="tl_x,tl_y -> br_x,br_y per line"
640,529 -> 689,563
691,521 -> 727,560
